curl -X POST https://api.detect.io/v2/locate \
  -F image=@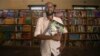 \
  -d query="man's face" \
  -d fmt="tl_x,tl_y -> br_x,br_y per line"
45,3 -> 54,16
